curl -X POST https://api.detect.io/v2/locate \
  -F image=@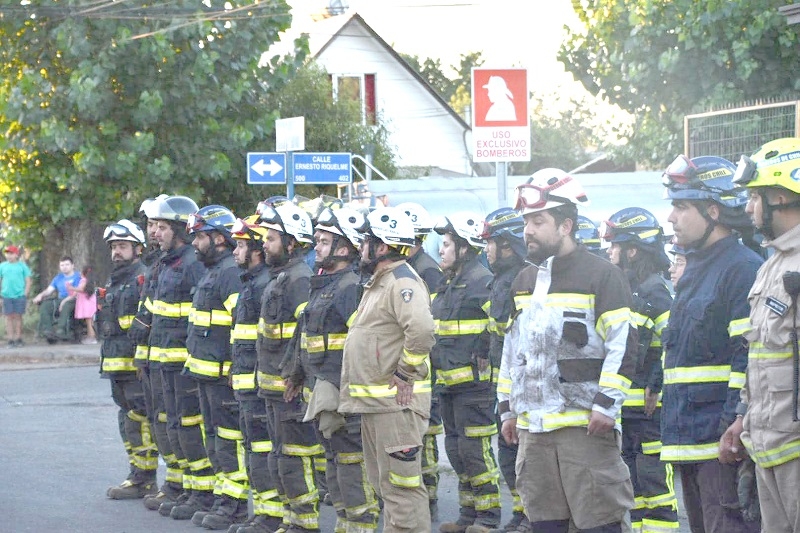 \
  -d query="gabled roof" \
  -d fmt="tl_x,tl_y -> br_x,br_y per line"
305,12 -> 471,131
